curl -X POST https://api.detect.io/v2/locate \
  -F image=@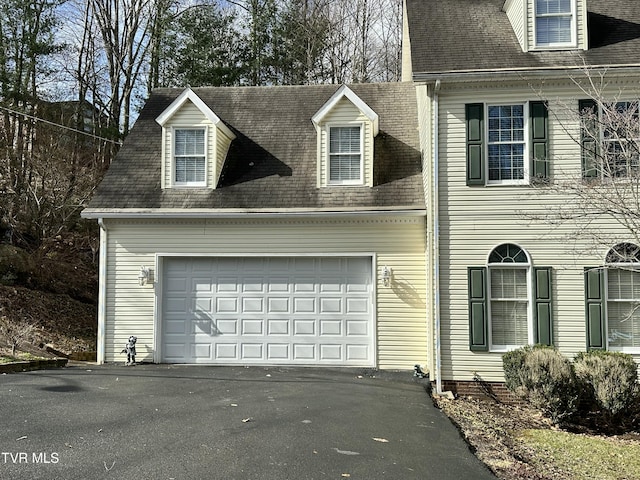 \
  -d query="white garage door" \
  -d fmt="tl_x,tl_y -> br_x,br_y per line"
161,257 -> 374,366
